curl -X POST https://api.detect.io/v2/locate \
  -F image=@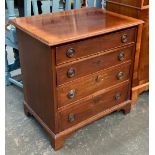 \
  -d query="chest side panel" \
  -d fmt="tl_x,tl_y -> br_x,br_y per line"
16,29 -> 57,133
